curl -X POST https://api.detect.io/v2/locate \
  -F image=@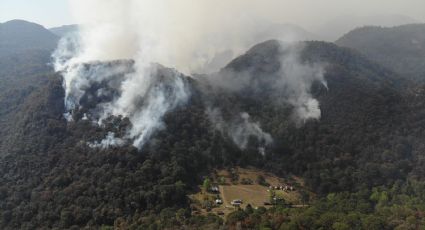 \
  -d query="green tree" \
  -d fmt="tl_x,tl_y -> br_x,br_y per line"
332,222 -> 350,230
203,178 -> 211,192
